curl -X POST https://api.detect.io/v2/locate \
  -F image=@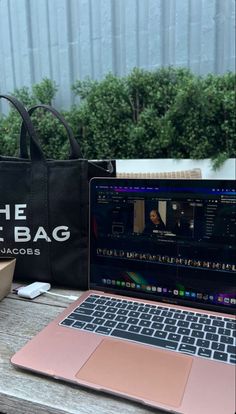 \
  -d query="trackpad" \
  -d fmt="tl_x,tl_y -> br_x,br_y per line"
76,339 -> 192,407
